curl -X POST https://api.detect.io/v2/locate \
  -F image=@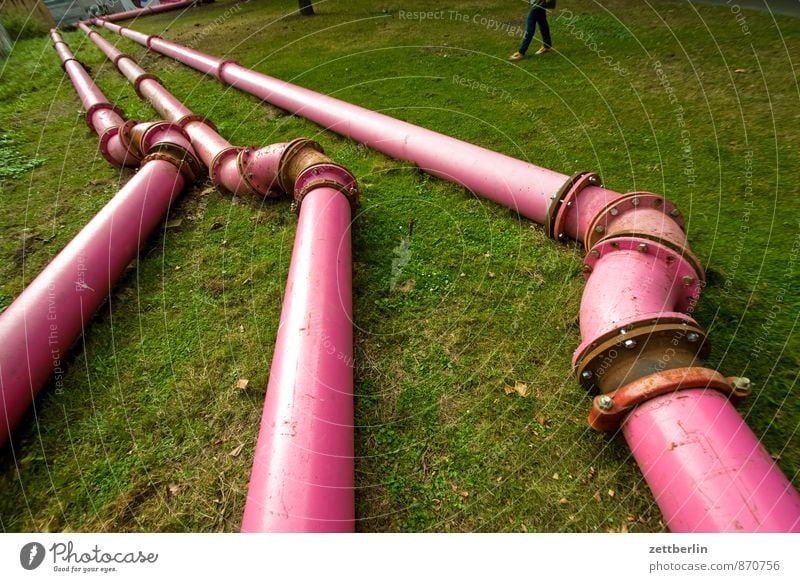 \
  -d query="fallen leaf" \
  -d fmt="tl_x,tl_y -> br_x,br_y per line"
239,325 -> 245,333
488,272 -> 496,278
397,279 -> 415,293
593,492 -> 602,502
165,218 -> 182,229
167,483 -> 180,496
559,498 -> 568,505
552,473 -> 560,480
536,415 -> 547,425
229,443 -> 245,457
209,220 -> 224,231
734,68 -> 747,73
510,382 -> 530,398
608,489 -> 616,498
235,378 -> 250,390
